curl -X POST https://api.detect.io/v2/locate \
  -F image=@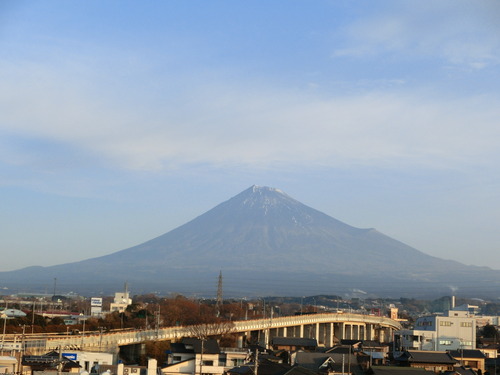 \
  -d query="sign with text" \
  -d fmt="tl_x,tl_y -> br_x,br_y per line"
62,353 -> 77,361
